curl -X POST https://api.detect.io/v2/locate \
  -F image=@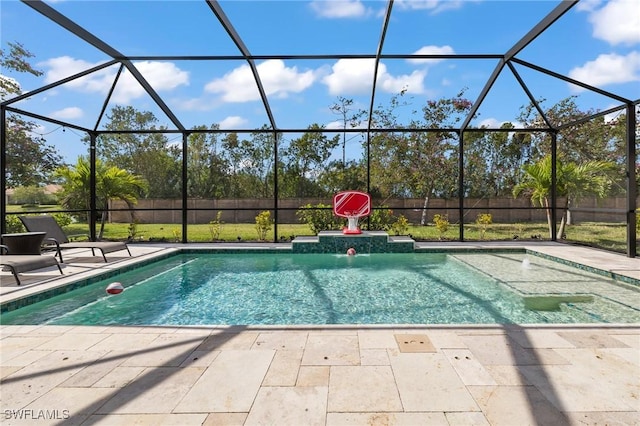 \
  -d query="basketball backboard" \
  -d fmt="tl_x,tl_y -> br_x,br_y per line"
333,191 -> 371,234
333,190 -> 371,218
